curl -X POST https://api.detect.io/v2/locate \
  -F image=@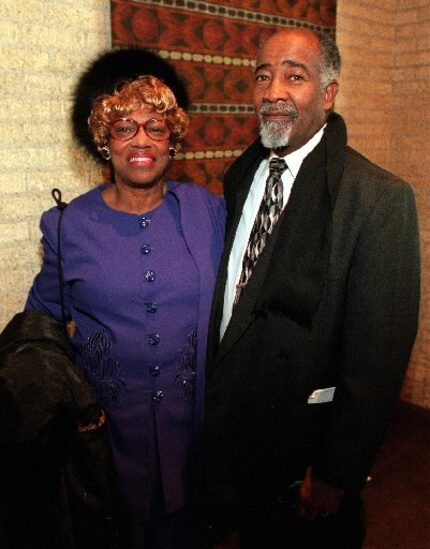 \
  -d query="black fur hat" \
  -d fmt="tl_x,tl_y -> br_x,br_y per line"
71,47 -> 190,162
